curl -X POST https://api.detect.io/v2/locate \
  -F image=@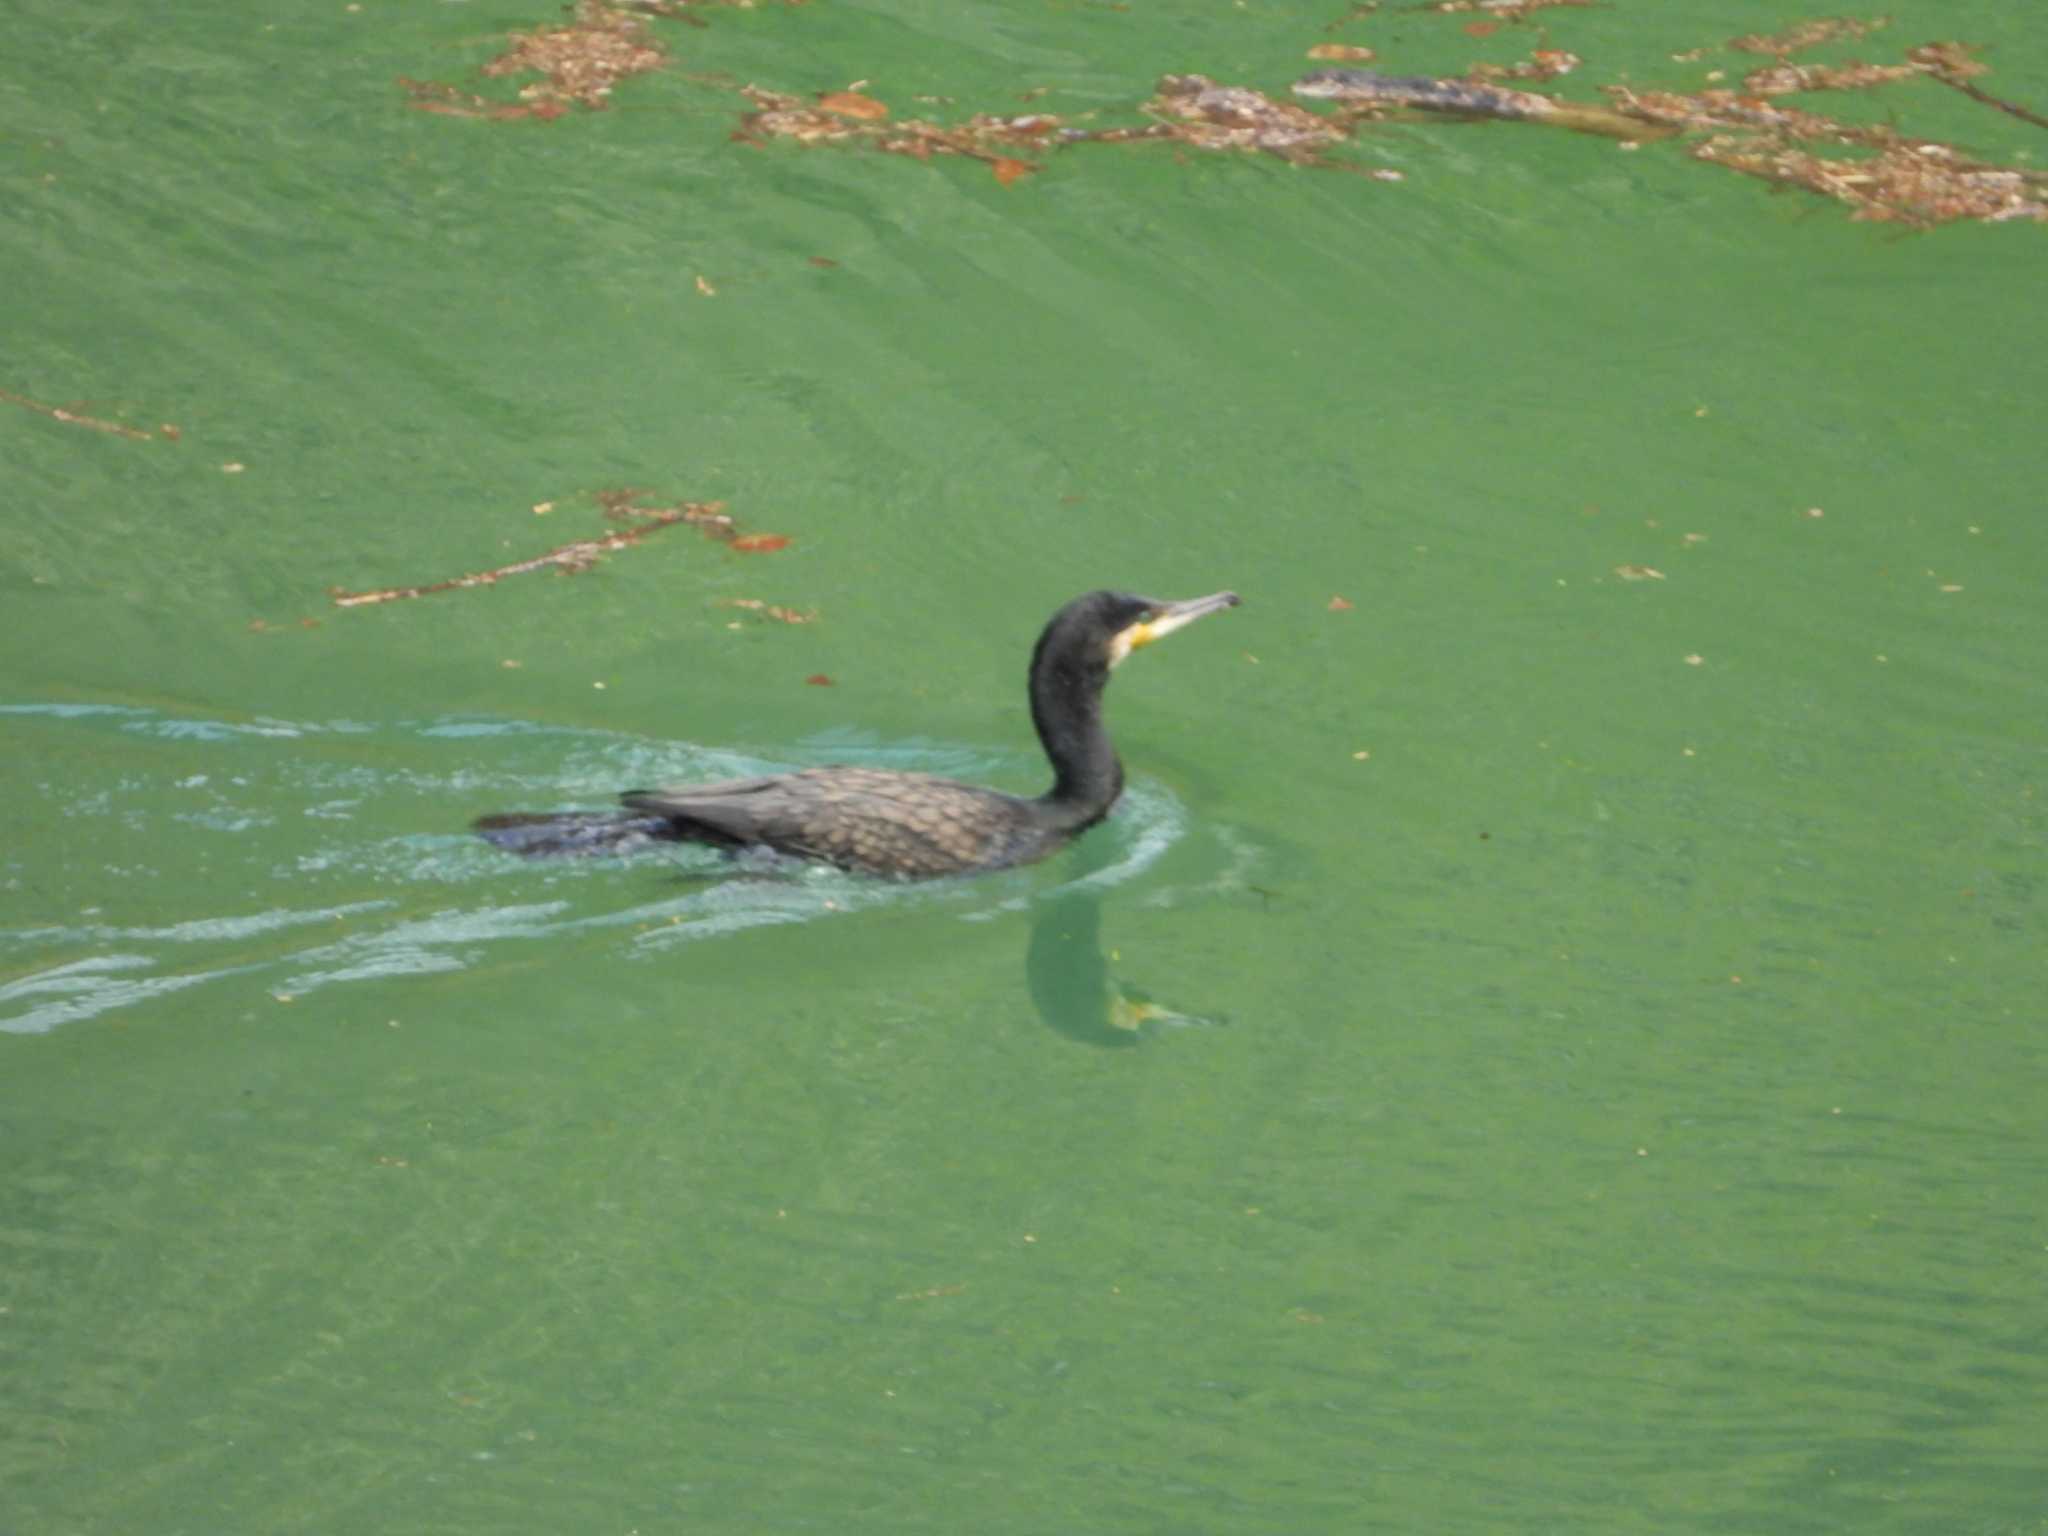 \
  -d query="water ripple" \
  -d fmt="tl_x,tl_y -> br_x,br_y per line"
1,704 -> 1199,1032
